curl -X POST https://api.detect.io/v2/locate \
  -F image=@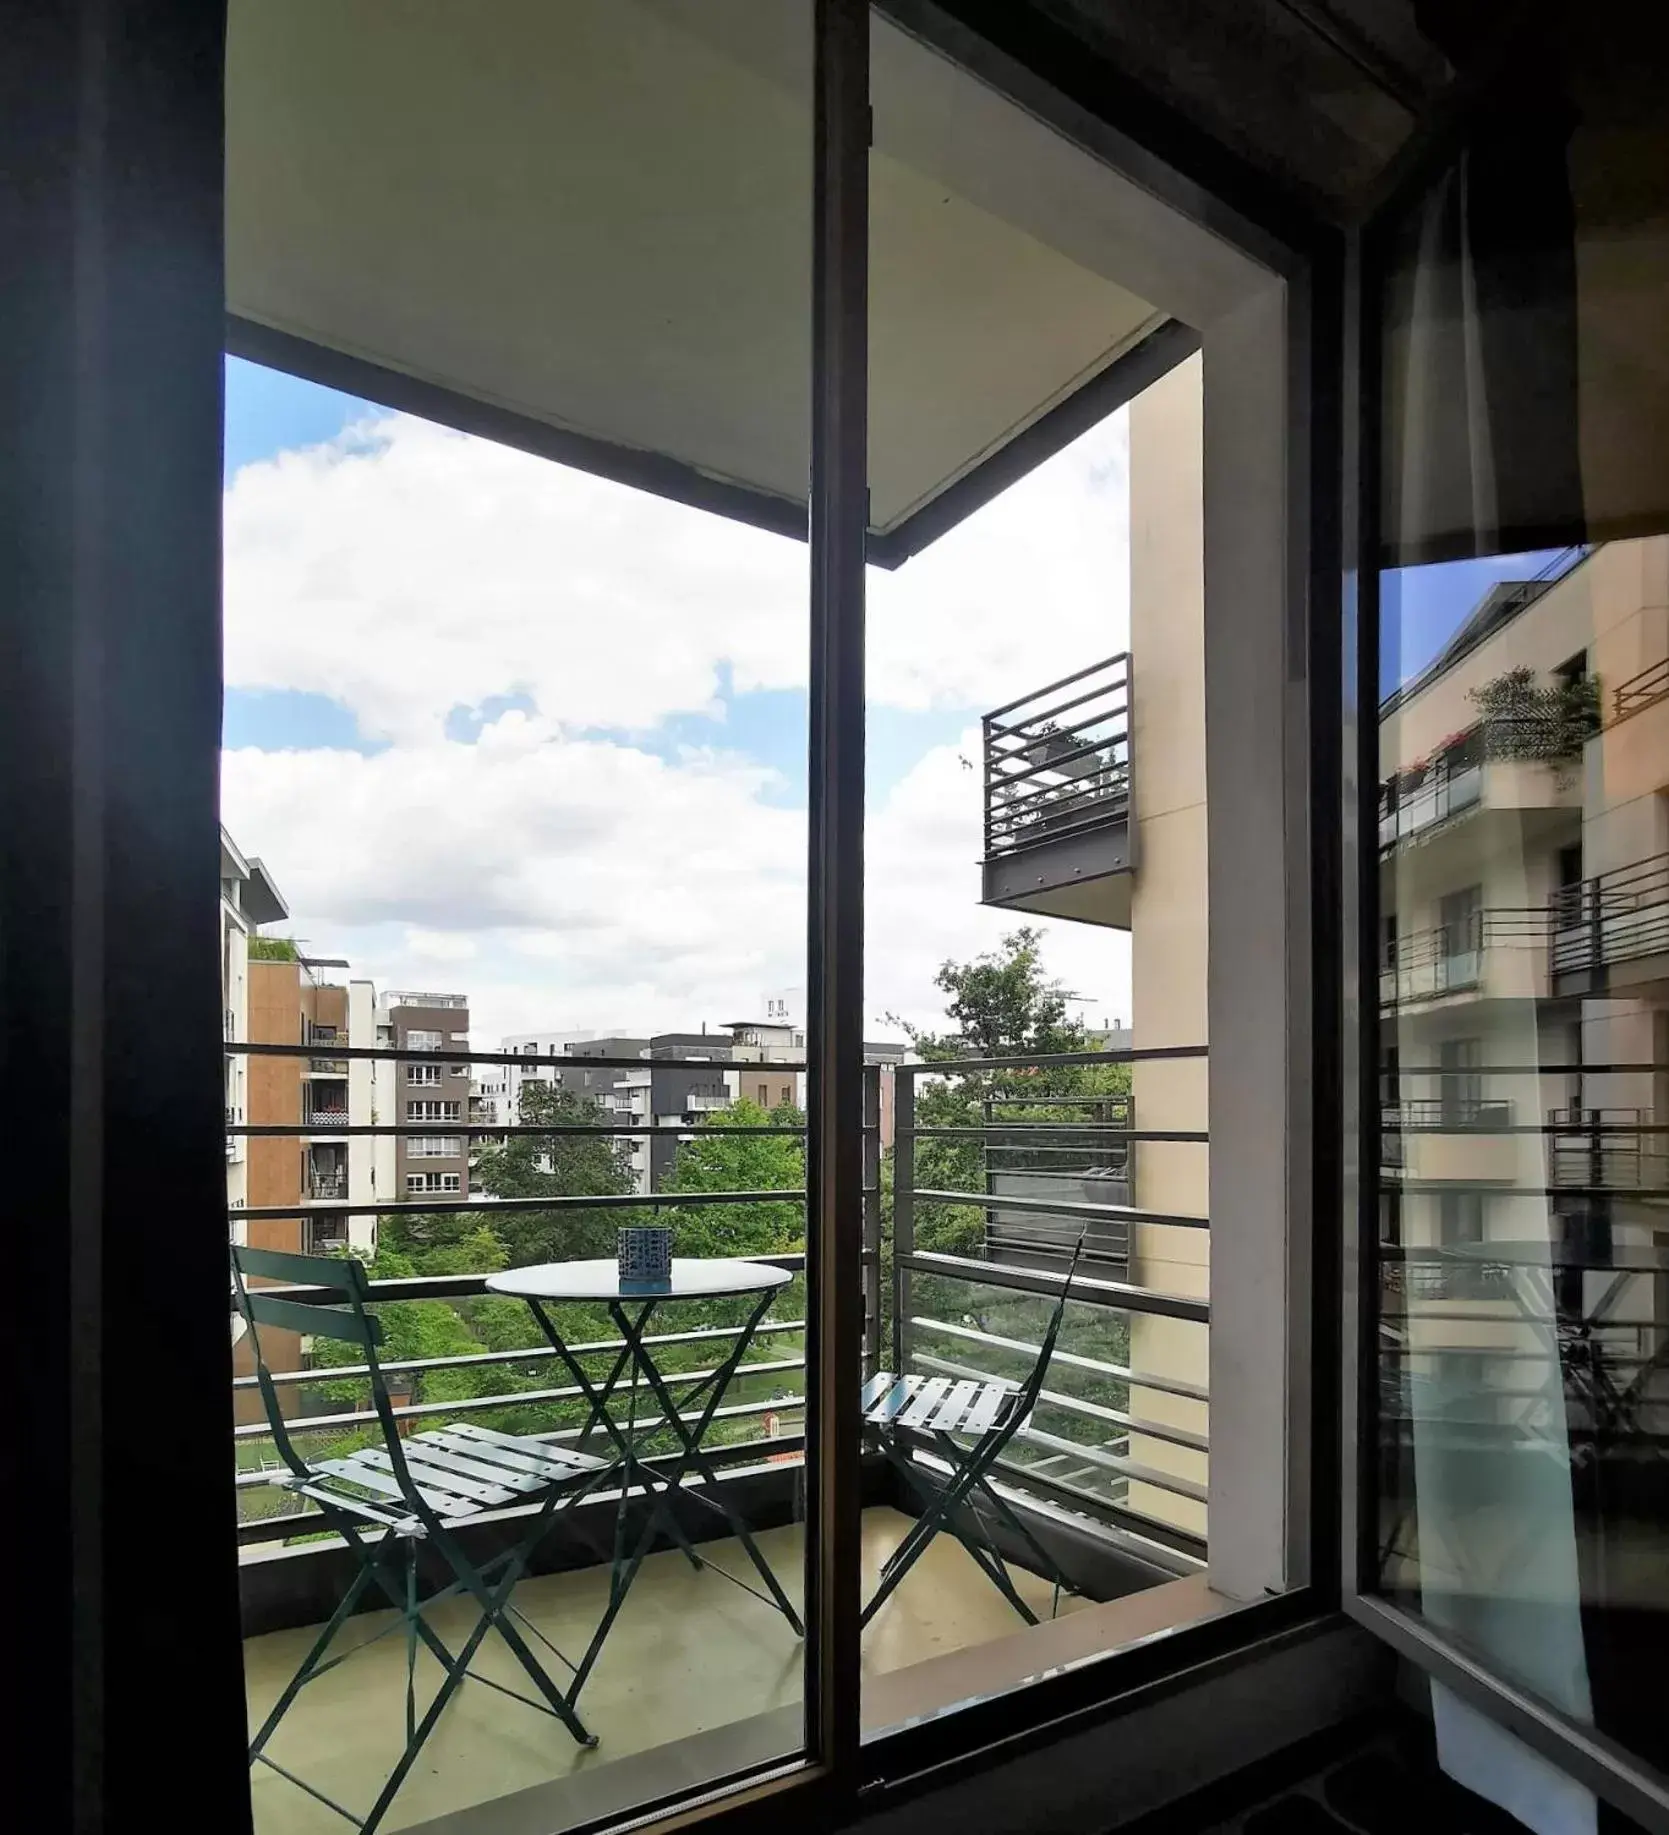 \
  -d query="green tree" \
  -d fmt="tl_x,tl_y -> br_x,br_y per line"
660,1098 -> 805,1256
881,928 -> 1132,1368
471,1078 -> 638,1265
